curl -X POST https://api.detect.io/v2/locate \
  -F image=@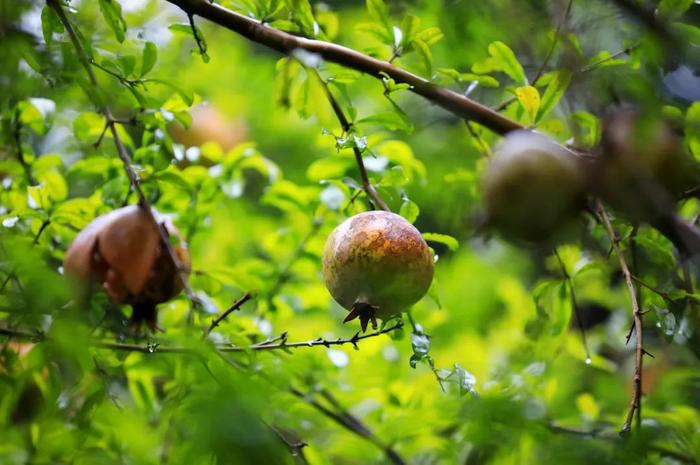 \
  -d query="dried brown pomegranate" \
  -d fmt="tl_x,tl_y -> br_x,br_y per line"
63,205 -> 190,331
322,211 -> 434,331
